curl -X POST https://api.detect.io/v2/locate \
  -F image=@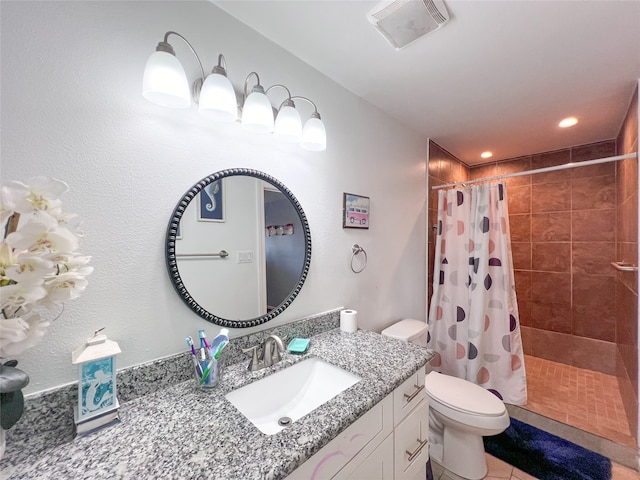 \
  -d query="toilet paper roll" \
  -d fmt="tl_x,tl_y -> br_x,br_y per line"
340,309 -> 358,333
